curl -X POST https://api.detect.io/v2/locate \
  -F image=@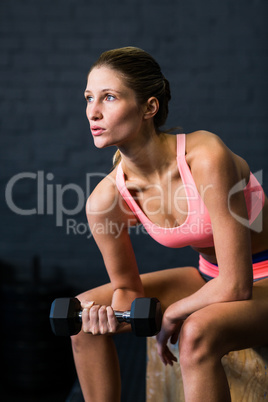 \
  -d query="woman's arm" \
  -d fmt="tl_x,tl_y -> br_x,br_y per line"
157,133 -> 254,363
167,133 -> 253,321
86,173 -> 144,312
